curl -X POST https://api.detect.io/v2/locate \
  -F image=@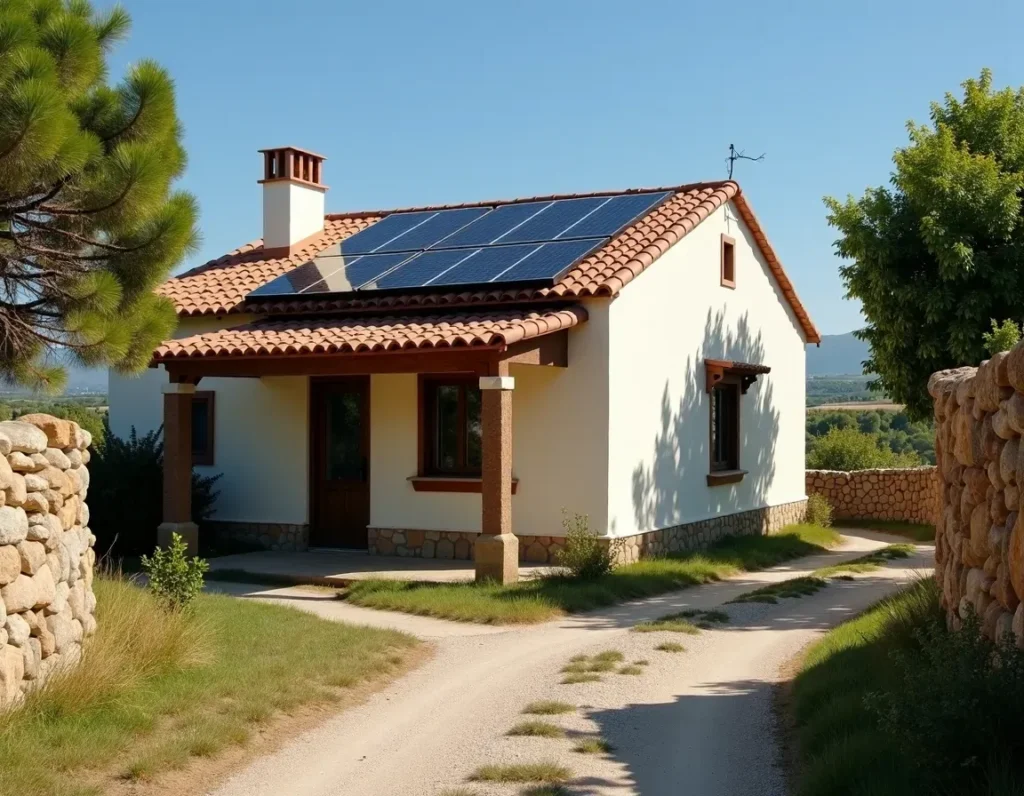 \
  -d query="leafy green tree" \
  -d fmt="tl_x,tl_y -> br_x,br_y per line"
983,318 -> 1021,355
826,70 -> 1024,419
0,1 -> 197,391
806,427 -> 922,471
